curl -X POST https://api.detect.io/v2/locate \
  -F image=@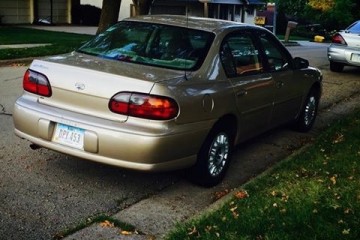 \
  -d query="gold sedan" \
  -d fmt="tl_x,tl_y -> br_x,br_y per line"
13,15 -> 322,186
